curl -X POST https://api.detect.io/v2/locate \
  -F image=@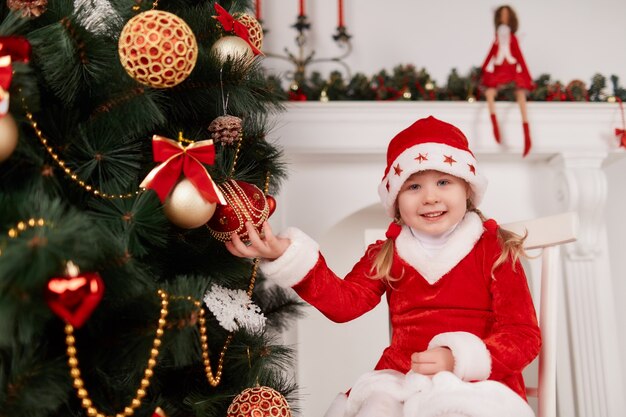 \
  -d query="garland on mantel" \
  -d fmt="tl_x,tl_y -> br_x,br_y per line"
264,64 -> 626,103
